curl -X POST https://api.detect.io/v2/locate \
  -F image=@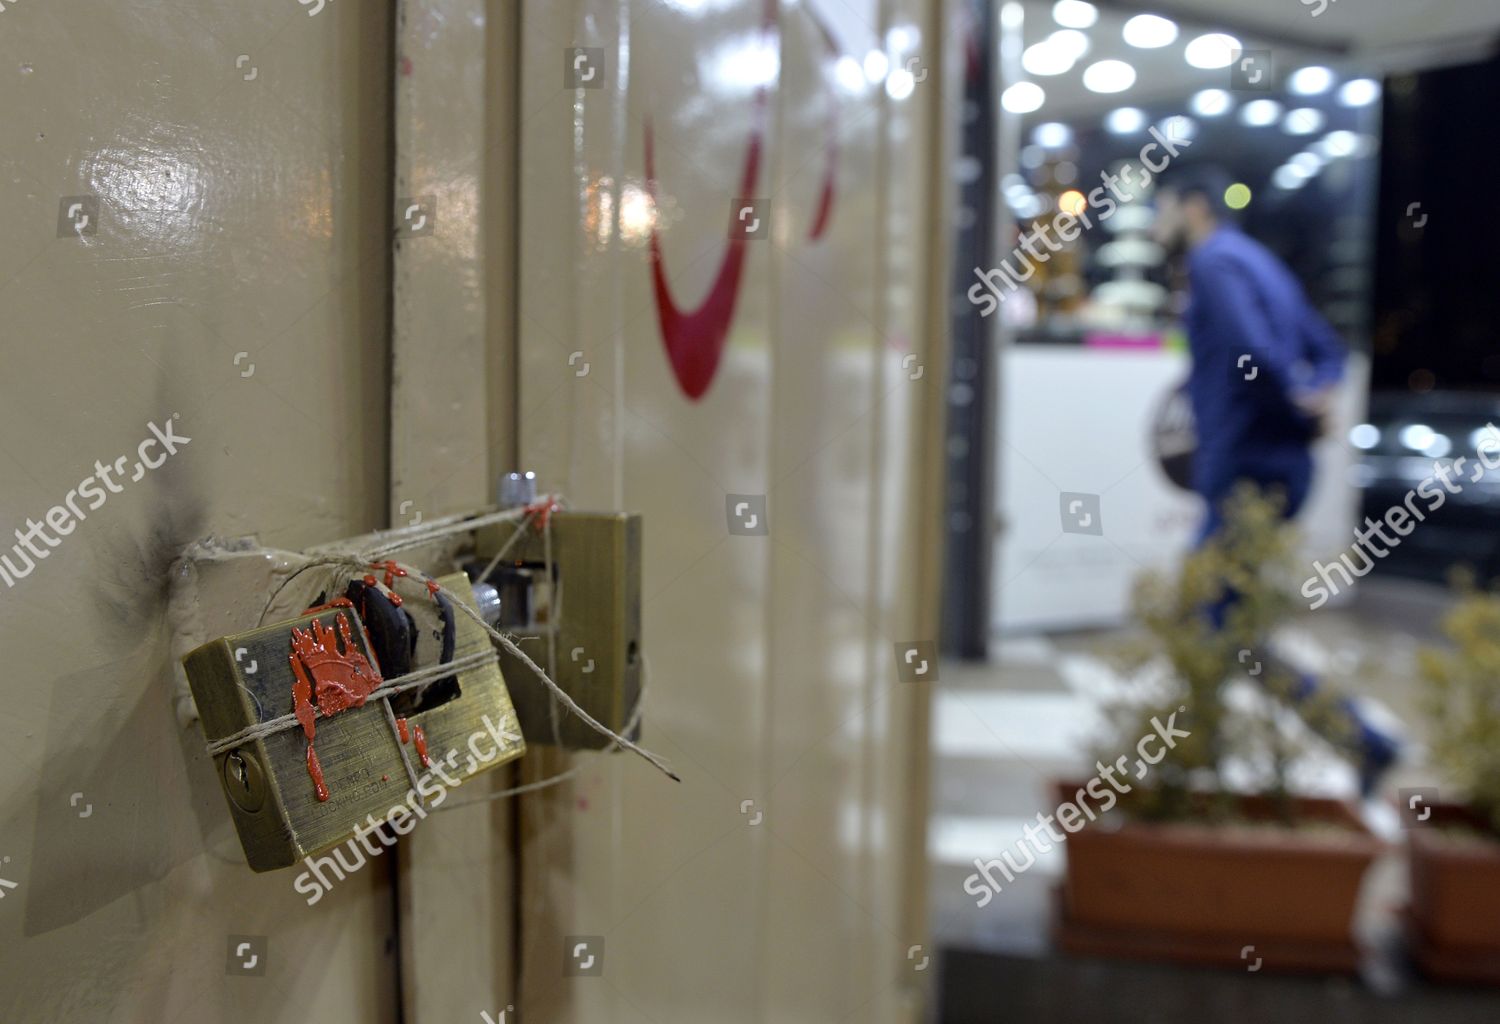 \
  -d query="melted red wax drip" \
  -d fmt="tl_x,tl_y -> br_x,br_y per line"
396,717 -> 410,744
369,560 -> 407,589
302,596 -> 355,616
364,562 -> 440,608
306,747 -> 328,802
288,611 -> 383,802
523,497 -> 562,532
412,725 -> 431,768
